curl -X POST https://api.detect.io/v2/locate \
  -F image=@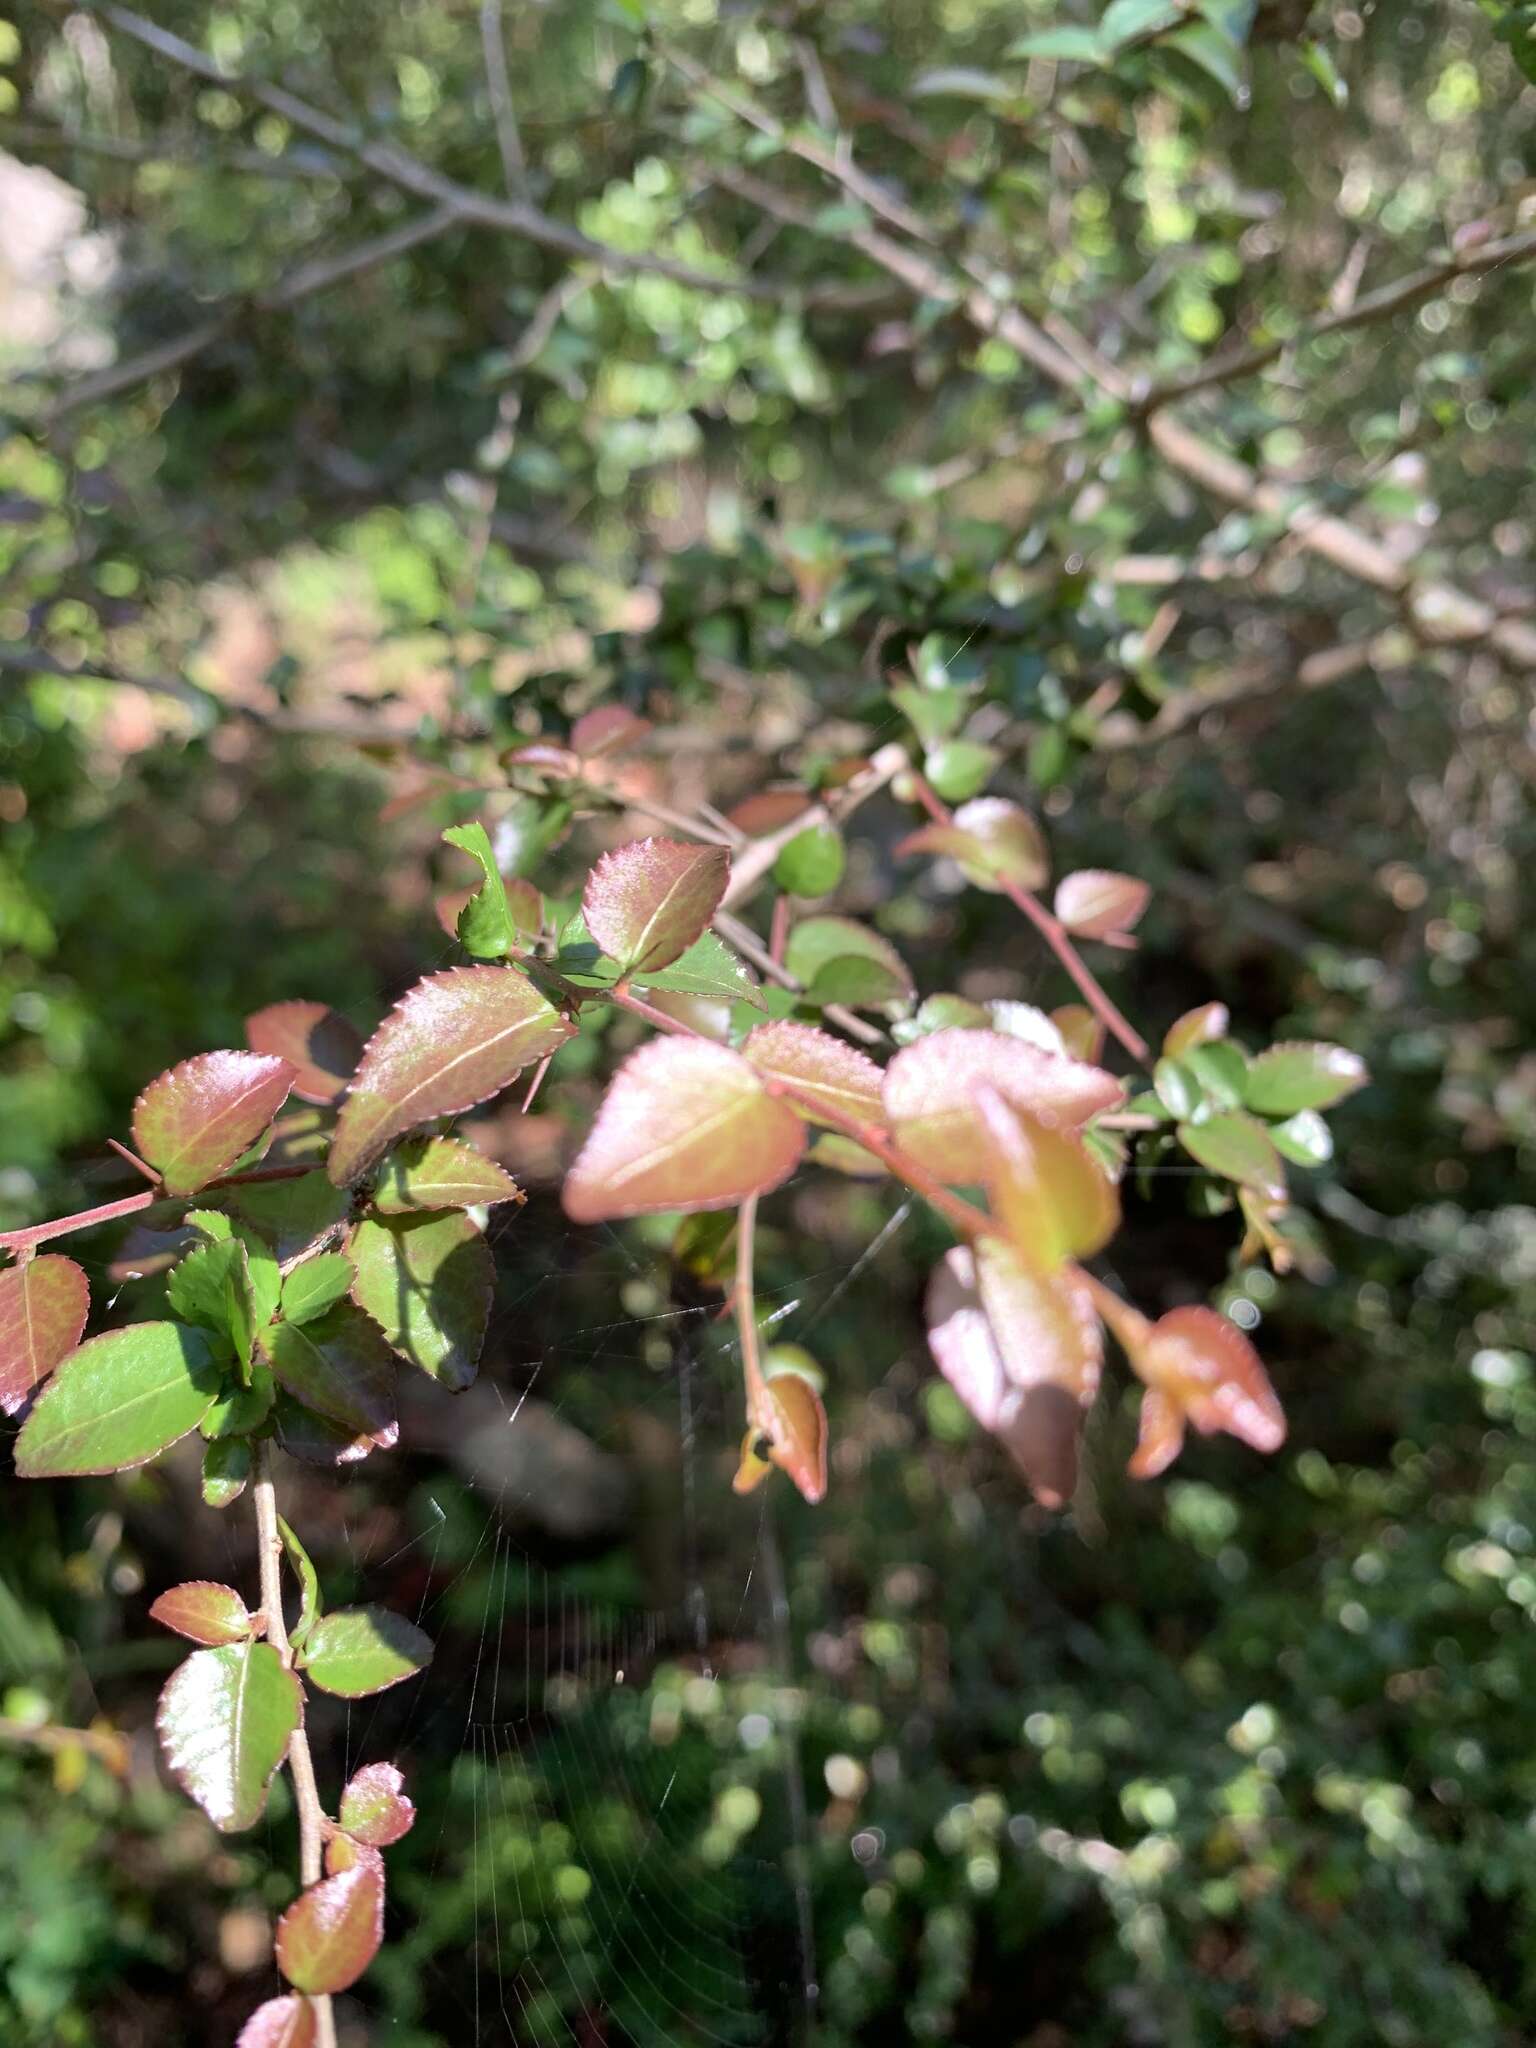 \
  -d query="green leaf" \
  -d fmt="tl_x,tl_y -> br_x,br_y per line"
1177,1113 -> 1287,1201
923,738 -> 998,804
299,1606 -> 434,1697
202,1437 -> 251,1509
1006,27 -> 1104,62
167,1237 -> 259,1375
1299,37 -> 1347,105
774,824 -> 846,899
1184,1040 -> 1248,1110
1100,0 -> 1183,45
889,680 -> 968,747
1167,21 -> 1246,99
15,1322 -> 220,1477
275,1852 -> 385,1994
199,1367 -> 275,1440
349,1212 -> 492,1391
278,1516 -> 323,1650
635,930 -> 765,1009
785,916 -> 914,1010
156,1639 -> 301,1831
371,1136 -> 521,1215
246,1002 -> 363,1107
328,965 -> 574,1185
1243,1041 -> 1368,1116
149,1581 -> 258,1646
1153,1057 -> 1203,1122
279,1254 -> 356,1326
563,1038 -> 807,1223
442,821 -> 516,960
581,837 -> 731,975
338,1762 -> 415,1846
227,1172 -> 350,1263
260,1307 -> 398,1441
1270,1109 -> 1333,1168
132,1051 -> 296,1198
0,1254 -> 89,1416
